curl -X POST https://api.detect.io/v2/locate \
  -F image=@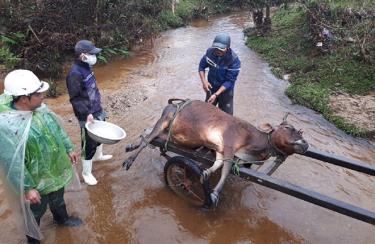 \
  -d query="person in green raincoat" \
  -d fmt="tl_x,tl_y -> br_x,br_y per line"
0,70 -> 82,244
